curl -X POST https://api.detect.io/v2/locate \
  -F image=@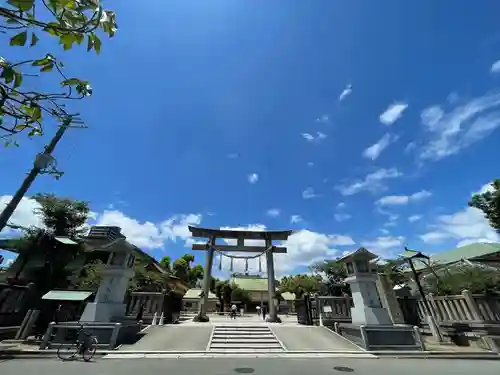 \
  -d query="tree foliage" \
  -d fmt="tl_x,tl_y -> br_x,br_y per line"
31,193 -> 89,237
278,274 -> 322,298
423,264 -> 500,295
0,0 -> 117,146
171,253 -> 204,287
469,179 -> 500,234
310,259 -> 349,296
159,255 -> 171,272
